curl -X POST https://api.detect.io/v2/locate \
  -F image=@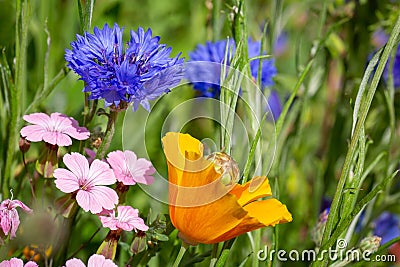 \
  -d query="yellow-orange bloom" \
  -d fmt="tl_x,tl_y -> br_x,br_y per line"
162,132 -> 292,245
